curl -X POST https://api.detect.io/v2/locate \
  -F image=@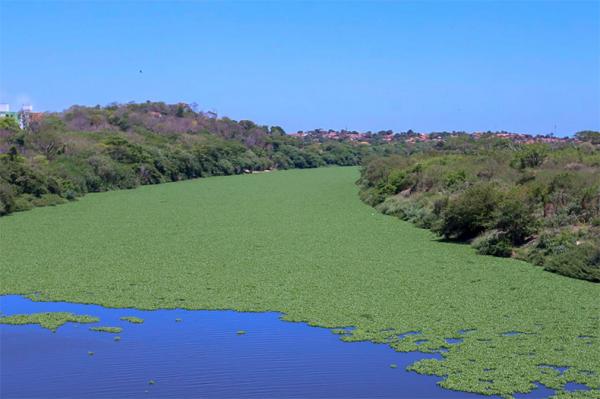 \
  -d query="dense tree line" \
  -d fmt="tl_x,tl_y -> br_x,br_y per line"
358,136 -> 600,282
0,102 -> 368,216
